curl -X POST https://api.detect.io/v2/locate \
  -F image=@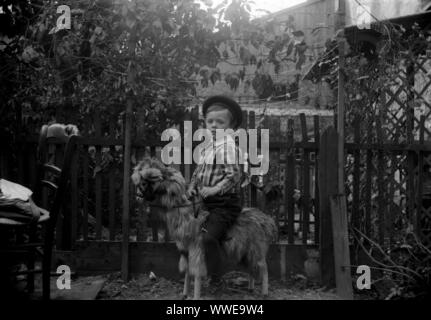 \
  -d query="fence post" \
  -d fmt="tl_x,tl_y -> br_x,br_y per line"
318,126 -> 337,288
121,99 -> 133,282
330,194 -> 353,299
